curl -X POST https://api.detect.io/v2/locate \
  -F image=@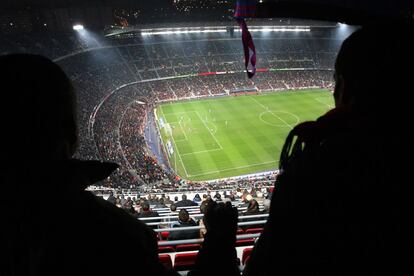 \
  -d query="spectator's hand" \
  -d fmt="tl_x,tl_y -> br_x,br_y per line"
203,201 -> 238,240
